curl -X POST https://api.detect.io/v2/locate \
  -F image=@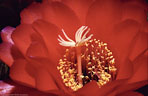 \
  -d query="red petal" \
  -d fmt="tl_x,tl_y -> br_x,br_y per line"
0,80 -> 58,96
75,80 -> 126,96
9,56 -> 67,93
20,2 -> 42,24
117,91 -> 144,96
86,0 -> 122,36
35,68 -> 58,91
11,45 -> 24,60
42,1 -> 80,38
26,33 -> 49,58
122,1 -> 147,24
107,90 -> 116,96
0,43 -> 13,67
1,26 -> 15,44
113,20 -> 140,80
32,20 -> 65,65
63,0 -> 93,24
11,24 -> 35,56
0,26 -> 15,66
74,81 -> 100,96
10,59 -> 35,87
116,58 -> 133,80
142,22 -> 148,33
128,52 -> 148,83
106,20 -> 139,80
25,57 -> 69,93
129,32 -> 147,61
116,80 -> 147,94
